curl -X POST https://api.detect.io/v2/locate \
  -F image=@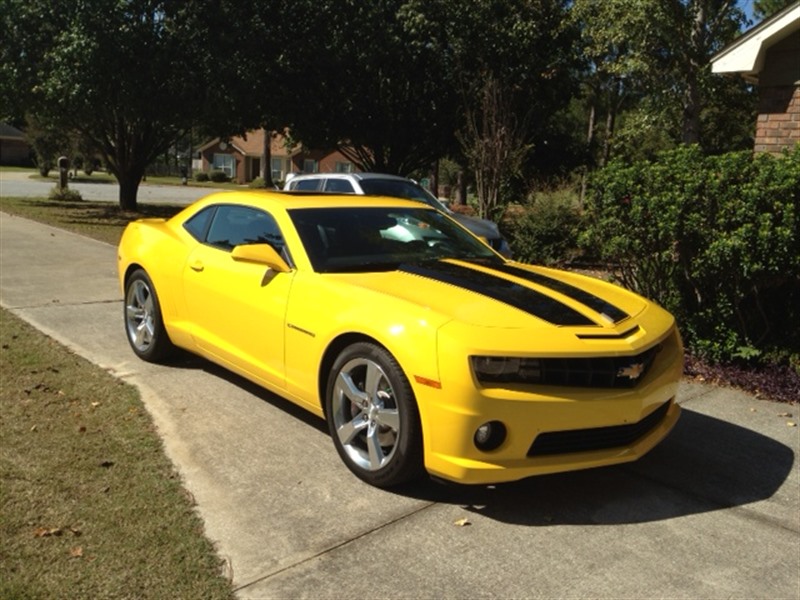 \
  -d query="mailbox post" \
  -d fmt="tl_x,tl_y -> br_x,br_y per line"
58,156 -> 69,191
